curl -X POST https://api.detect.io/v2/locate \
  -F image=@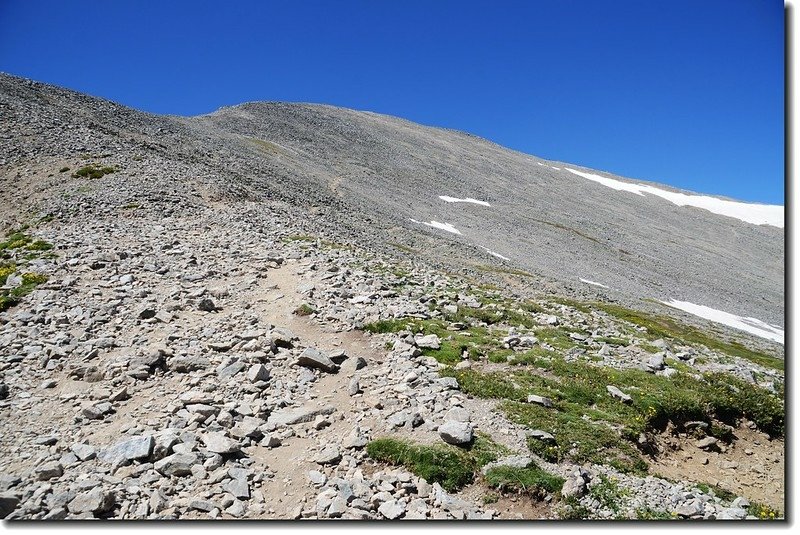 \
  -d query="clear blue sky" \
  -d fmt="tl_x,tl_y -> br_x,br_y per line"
0,0 -> 785,204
